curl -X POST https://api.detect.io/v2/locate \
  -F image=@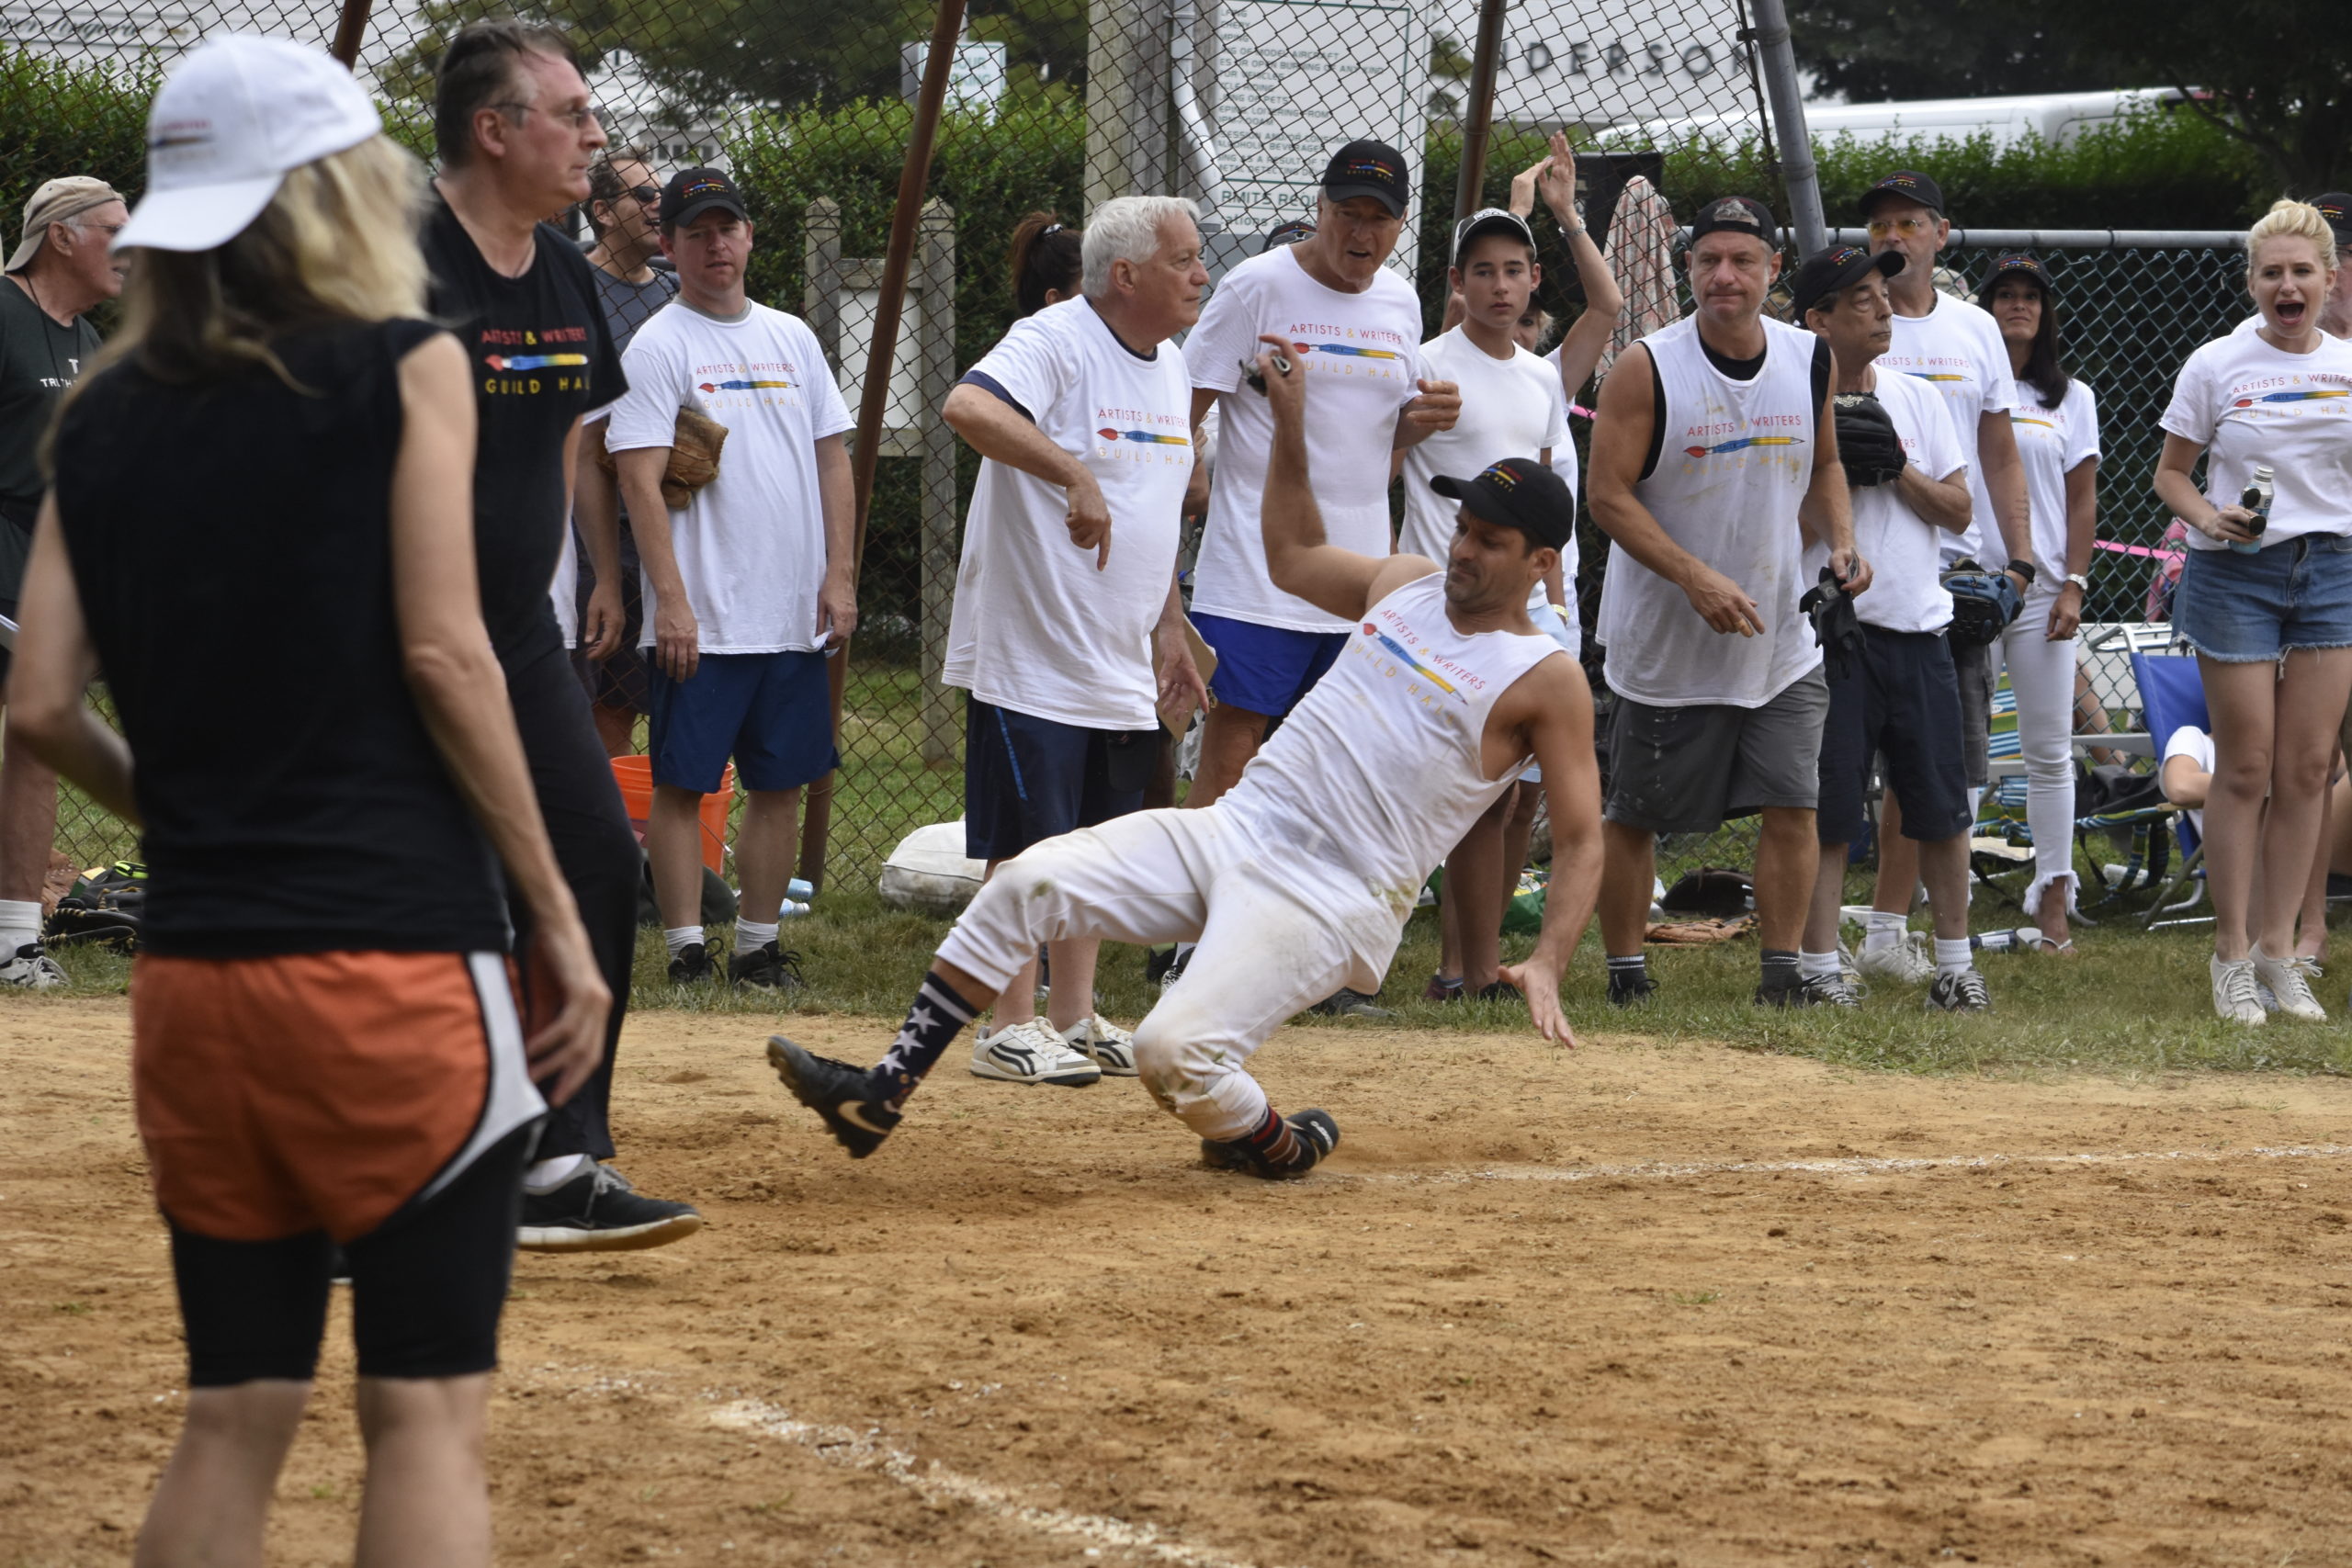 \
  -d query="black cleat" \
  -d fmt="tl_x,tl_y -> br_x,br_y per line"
1757,974 -> 1862,1009
1472,979 -> 1522,1003
729,942 -> 807,992
767,1035 -> 899,1158
1201,1109 -> 1340,1180
1309,988 -> 1391,1019
1607,969 -> 1657,1008
516,1163 -> 703,1252
668,942 -> 714,984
